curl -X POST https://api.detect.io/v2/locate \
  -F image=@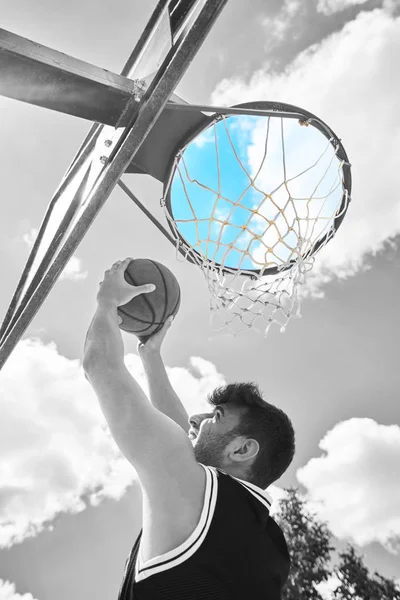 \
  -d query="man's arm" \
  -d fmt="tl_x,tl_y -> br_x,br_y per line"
138,319 -> 190,434
83,260 -> 194,479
